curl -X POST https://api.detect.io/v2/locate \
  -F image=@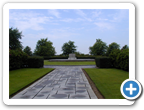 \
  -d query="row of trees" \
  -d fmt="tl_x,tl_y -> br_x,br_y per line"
89,39 -> 129,56
9,27 -> 129,57
9,28 -> 56,56
9,27 -> 77,56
